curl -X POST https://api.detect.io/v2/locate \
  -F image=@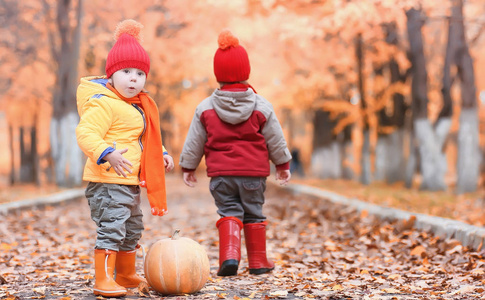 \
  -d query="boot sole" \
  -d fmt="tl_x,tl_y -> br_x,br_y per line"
217,259 -> 239,276
249,267 -> 274,275
93,288 -> 127,297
